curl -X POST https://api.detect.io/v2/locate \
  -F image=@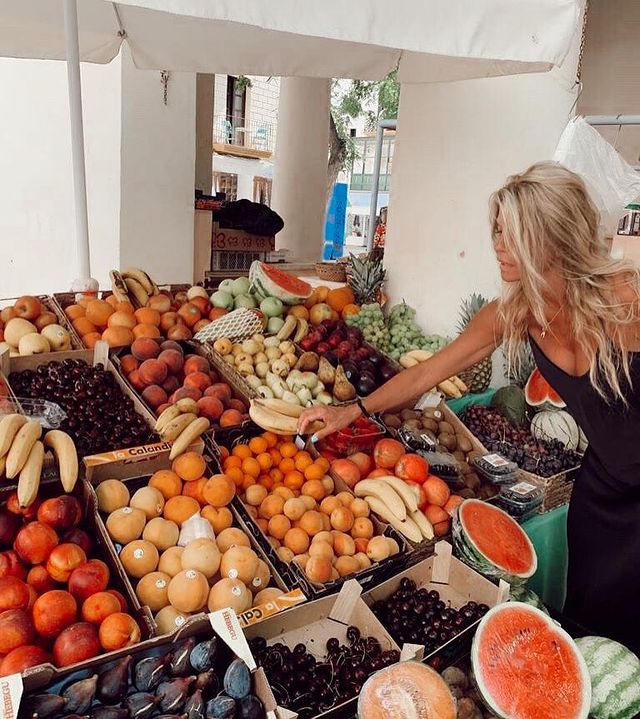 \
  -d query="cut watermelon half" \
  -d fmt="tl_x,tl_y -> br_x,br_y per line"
249,261 -> 312,304
472,602 -> 591,719
525,367 -> 566,410
457,499 -> 537,580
